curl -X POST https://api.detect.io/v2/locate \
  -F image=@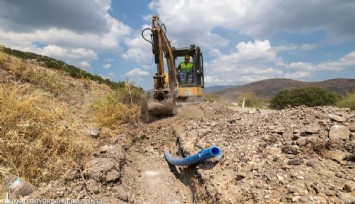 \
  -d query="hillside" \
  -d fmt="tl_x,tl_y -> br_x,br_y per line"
0,46 -> 140,190
213,78 -> 355,100
0,46 -> 128,90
